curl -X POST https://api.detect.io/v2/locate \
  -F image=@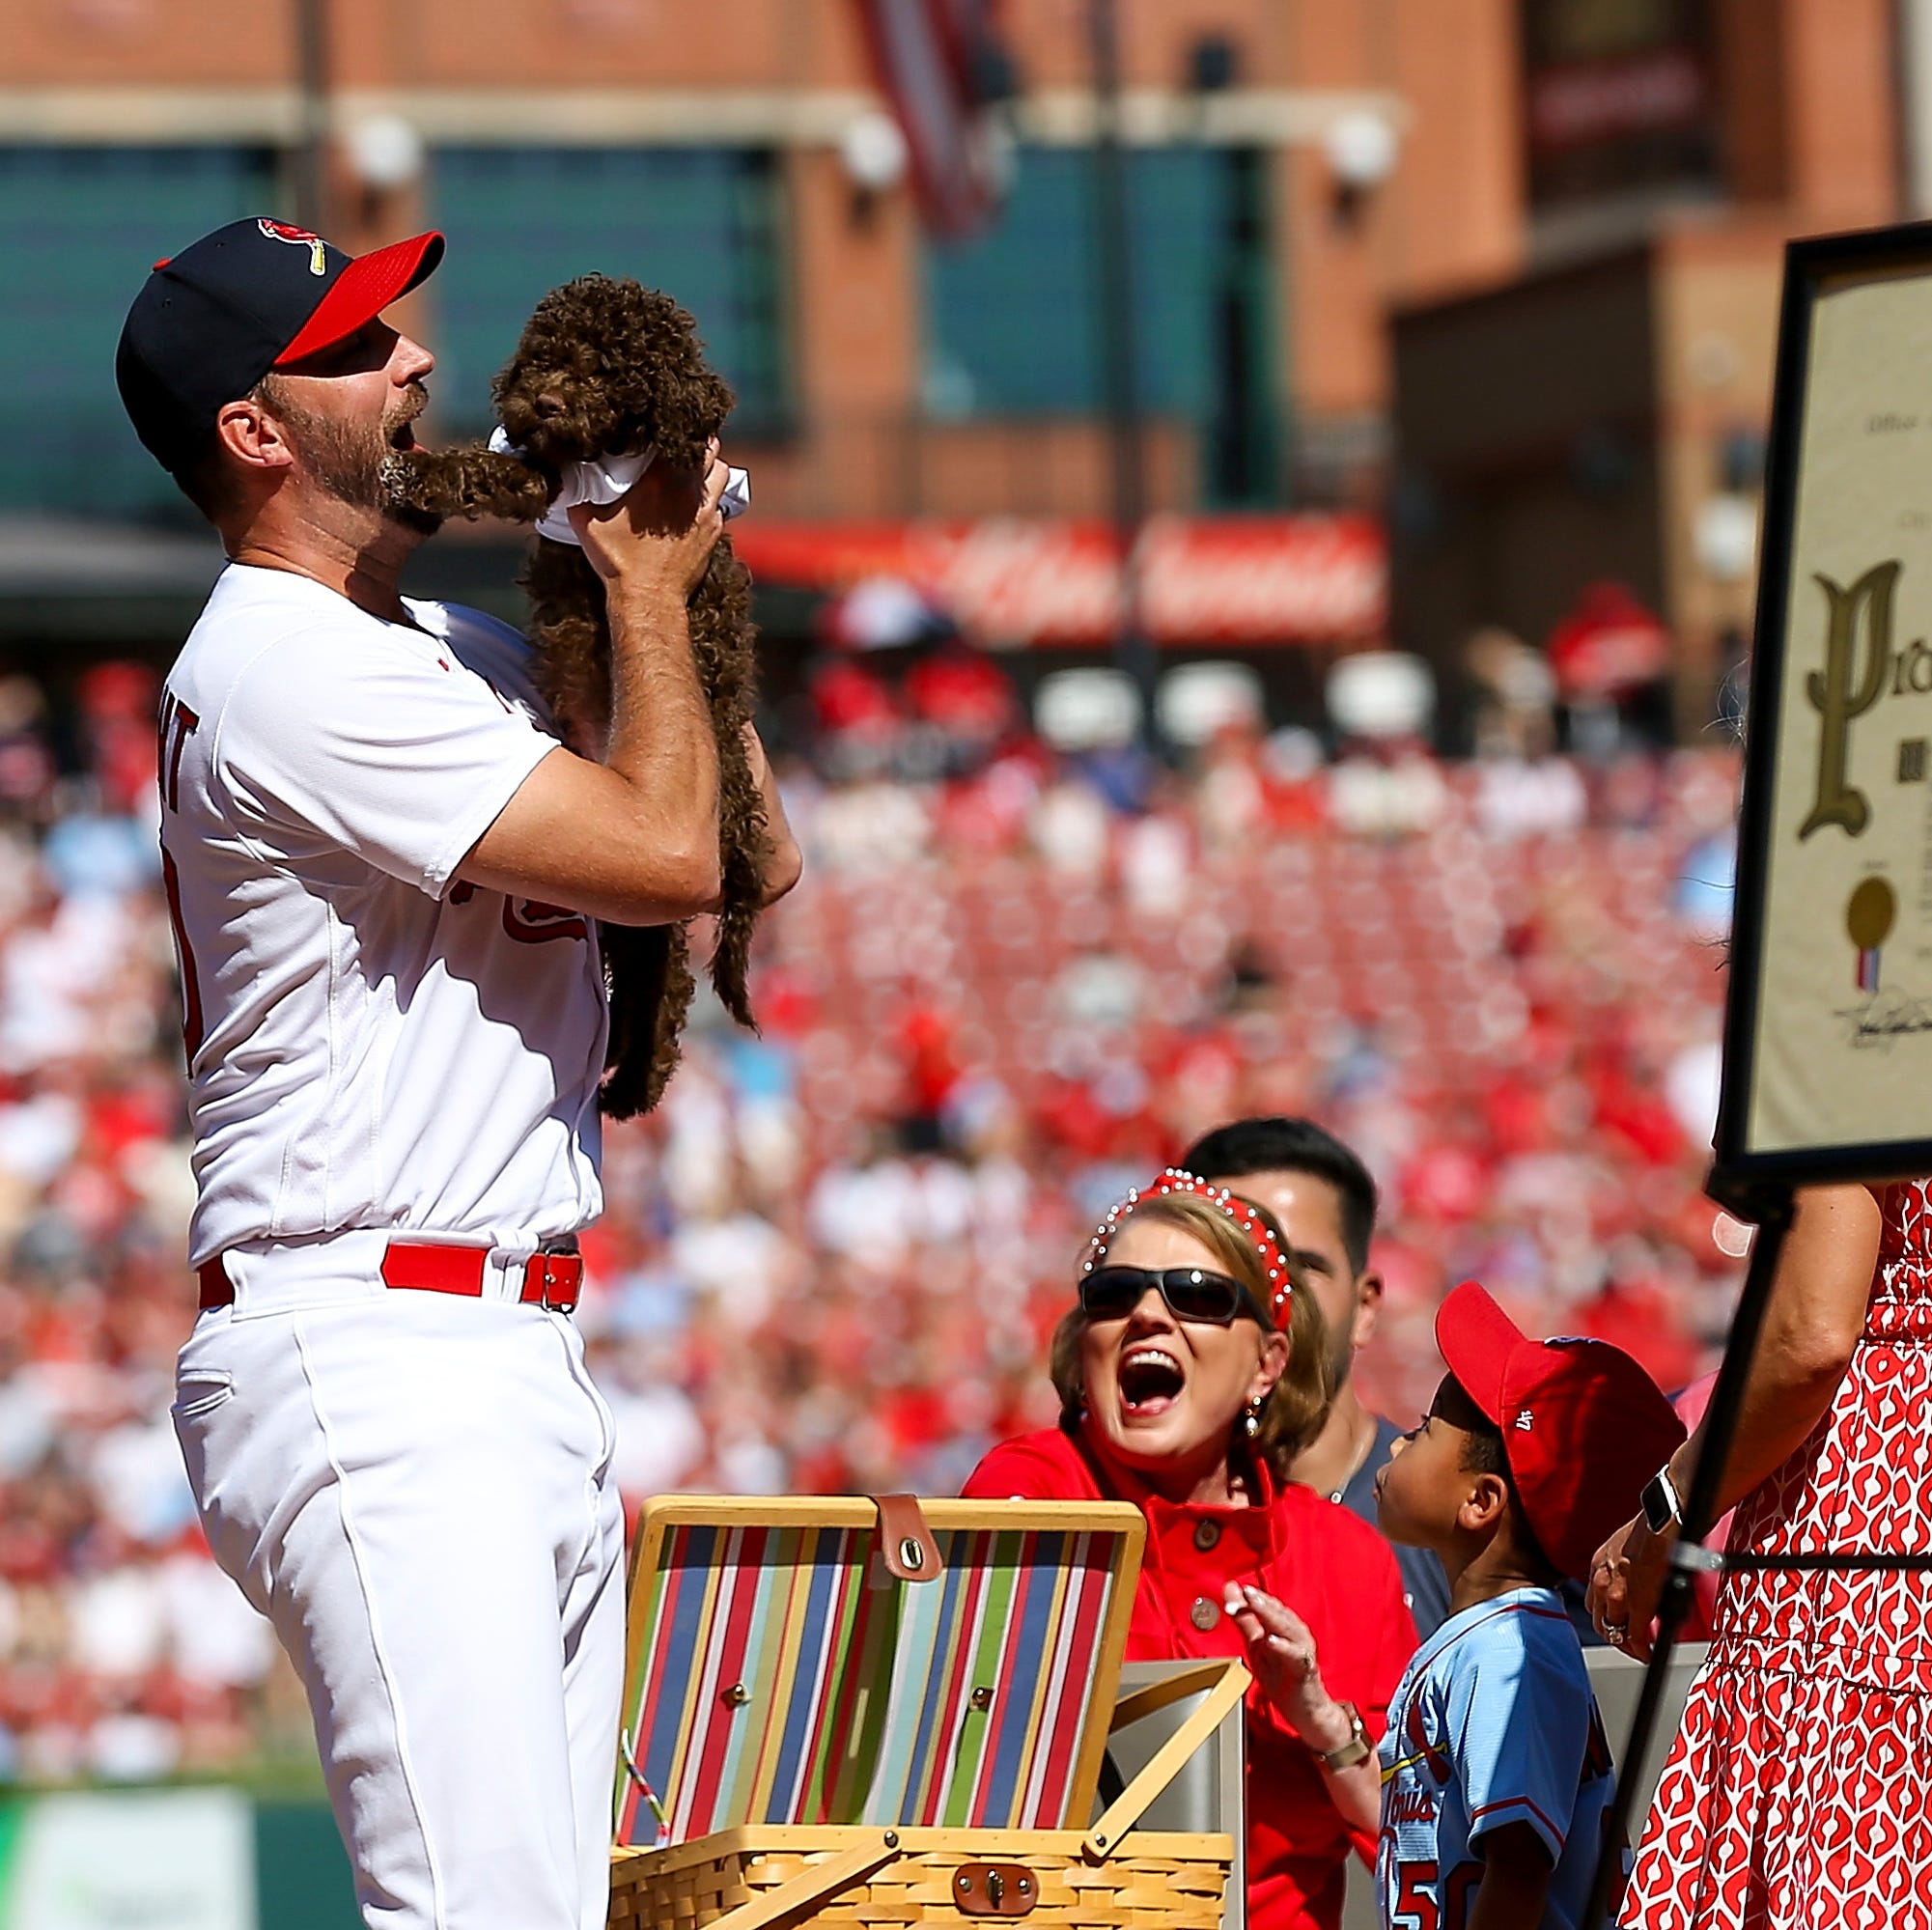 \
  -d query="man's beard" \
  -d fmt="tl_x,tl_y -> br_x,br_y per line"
1324,1320 -> 1356,1399
1321,1336 -> 1352,1398
266,379 -> 443,536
